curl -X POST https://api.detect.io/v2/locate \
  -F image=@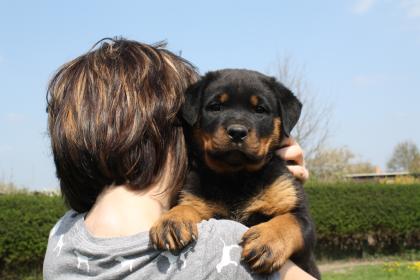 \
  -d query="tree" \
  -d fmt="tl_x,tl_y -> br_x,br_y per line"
346,161 -> 377,174
410,156 -> 420,173
387,141 -> 420,173
271,57 -> 332,159
306,146 -> 376,181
